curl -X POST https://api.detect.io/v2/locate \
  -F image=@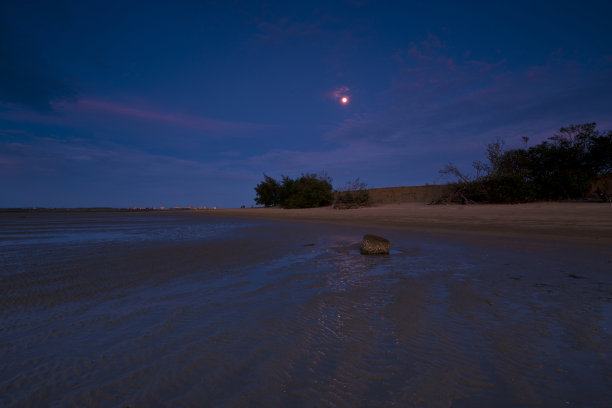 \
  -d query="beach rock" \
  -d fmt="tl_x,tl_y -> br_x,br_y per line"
360,234 -> 391,255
